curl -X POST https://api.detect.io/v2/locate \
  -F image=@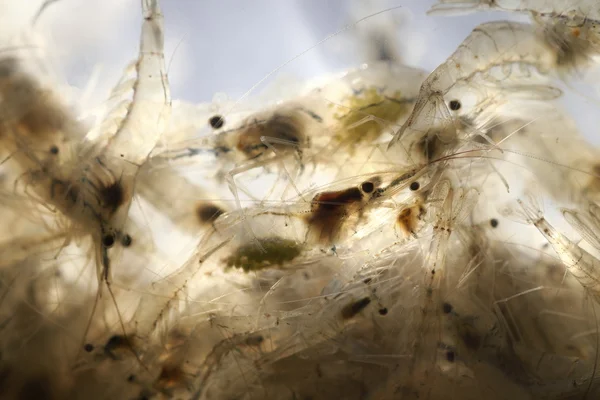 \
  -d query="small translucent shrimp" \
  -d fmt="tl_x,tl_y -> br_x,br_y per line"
291,145 -> 495,248
7,0 -> 170,284
366,197 -> 479,400
429,0 -> 600,71
156,63 -> 425,163
0,3 -> 170,365
425,179 -> 480,277
428,0 -> 600,20
378,180 -> 477,397
151,102 -> 316,218
257,162 -> 441,246
388,21 -> 558,152
516,196 -> 600,302
150,62 -> 426,214
81,0 -> 170,273
3,0 -> 167,267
